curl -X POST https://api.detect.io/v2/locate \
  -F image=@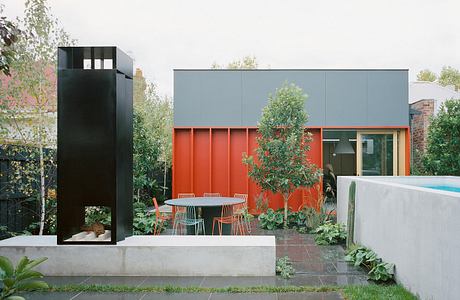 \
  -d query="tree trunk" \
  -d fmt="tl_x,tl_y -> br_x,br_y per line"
163,160 -> 167,196
283,193 -> 290,228
38,113 -> 46,236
